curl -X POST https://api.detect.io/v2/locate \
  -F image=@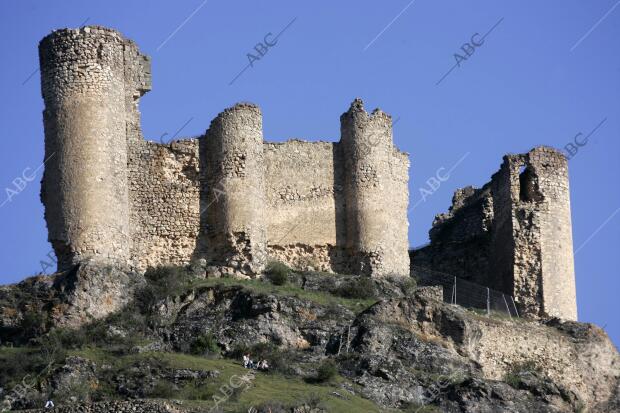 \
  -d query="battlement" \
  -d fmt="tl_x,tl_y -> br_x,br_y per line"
38,27 -> 410,277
